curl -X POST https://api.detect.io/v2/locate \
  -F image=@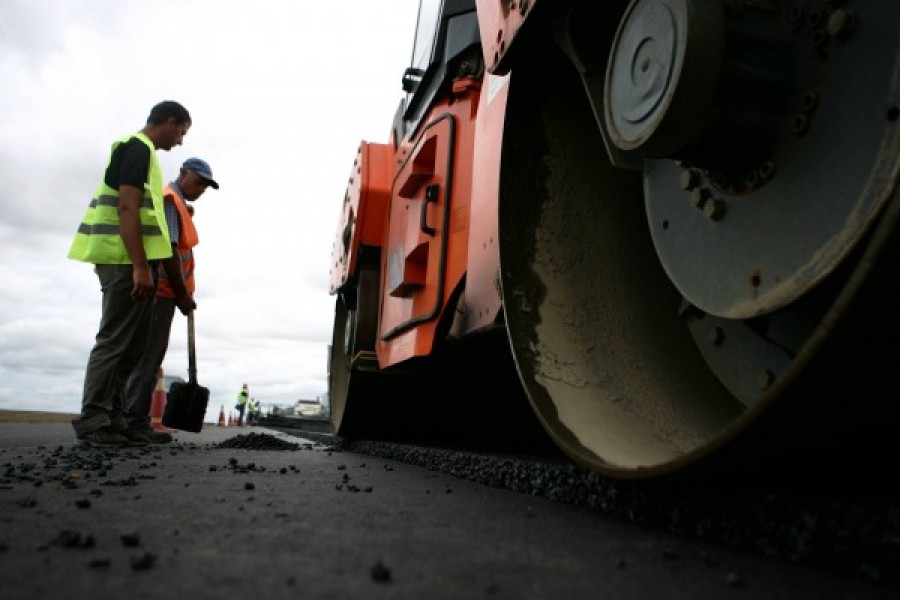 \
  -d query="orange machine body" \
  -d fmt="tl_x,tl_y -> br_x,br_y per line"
330,61 -> 512,370
328,0 -> 900,482
329,142 -> 392,296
